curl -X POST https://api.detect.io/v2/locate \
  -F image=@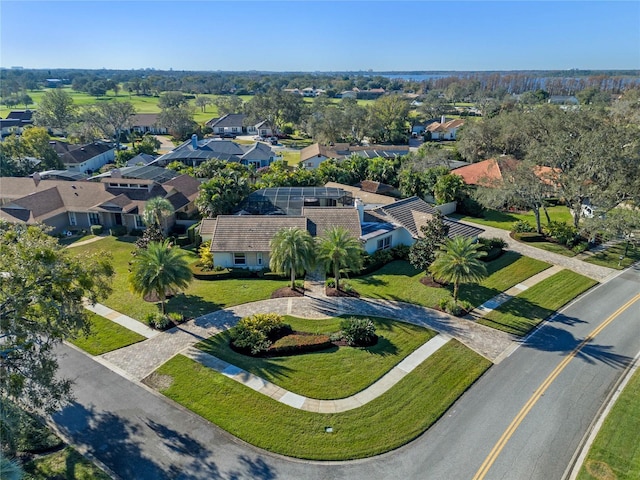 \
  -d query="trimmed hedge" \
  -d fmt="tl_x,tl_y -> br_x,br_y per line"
190,264 -> 286,281
513,232 -> 545,242
90,225 -> 103,235
267,333 -> 333,356
109,225 -> 127,237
